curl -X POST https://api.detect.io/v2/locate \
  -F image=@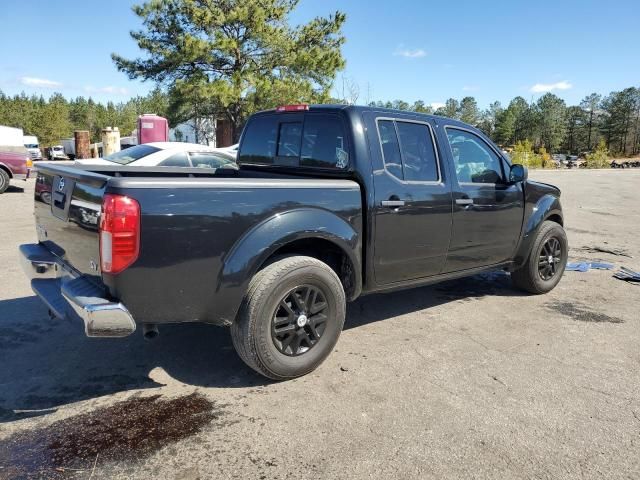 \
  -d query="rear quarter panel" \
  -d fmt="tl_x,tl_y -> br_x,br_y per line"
104,178 -> 362,325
